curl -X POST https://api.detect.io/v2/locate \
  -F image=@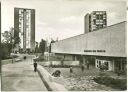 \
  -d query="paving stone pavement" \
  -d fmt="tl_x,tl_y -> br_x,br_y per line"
2,54 -> 47,91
